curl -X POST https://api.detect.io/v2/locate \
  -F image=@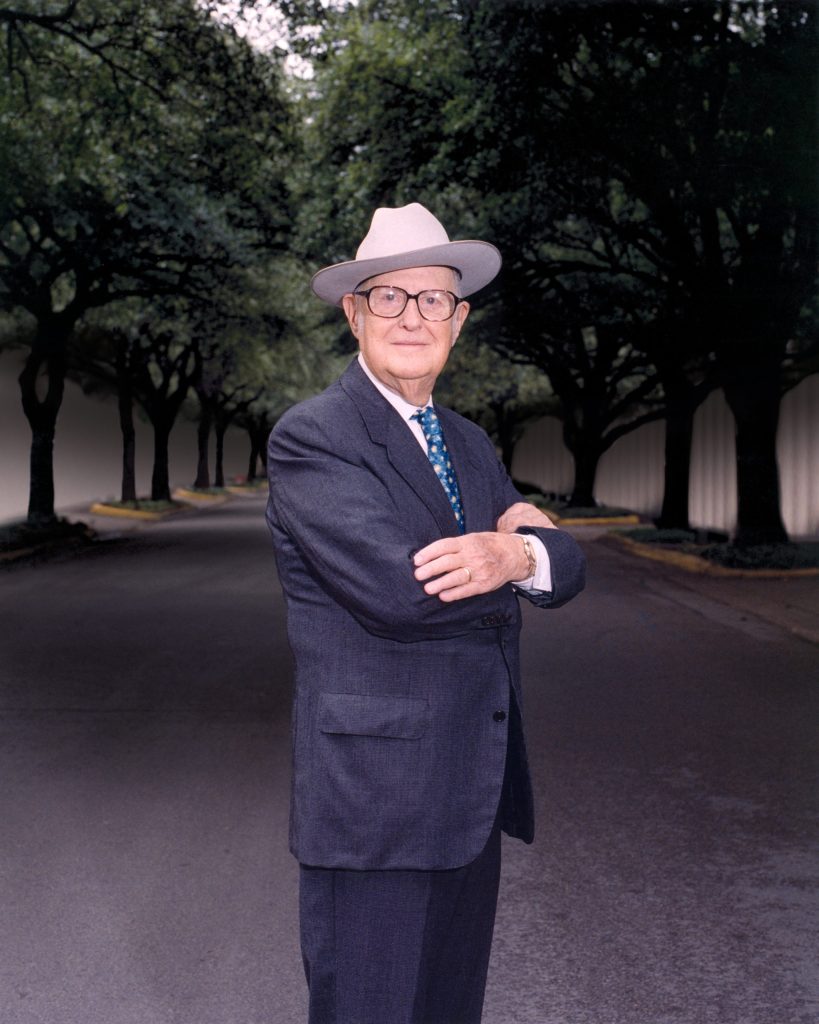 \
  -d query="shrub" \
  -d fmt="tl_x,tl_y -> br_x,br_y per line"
559,505 -> 634,519
700,543 -> 819,570
623,527 -> 696,544
0,518 -> 94,554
